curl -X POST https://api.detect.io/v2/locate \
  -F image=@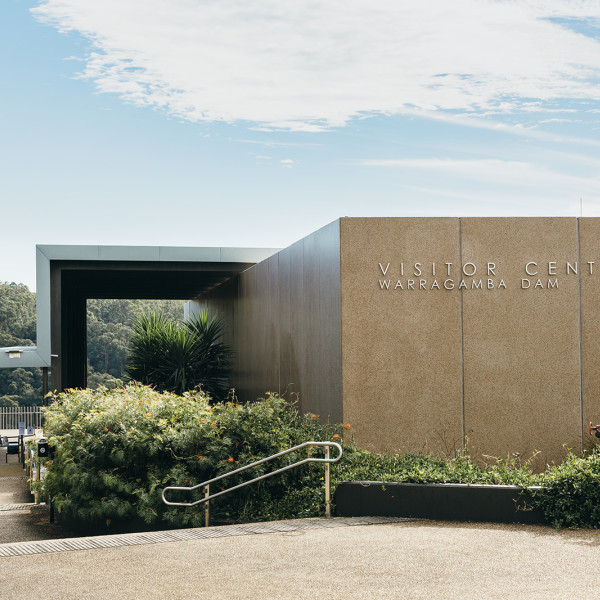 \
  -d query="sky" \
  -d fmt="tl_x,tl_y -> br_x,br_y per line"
2,0 -> 600,290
